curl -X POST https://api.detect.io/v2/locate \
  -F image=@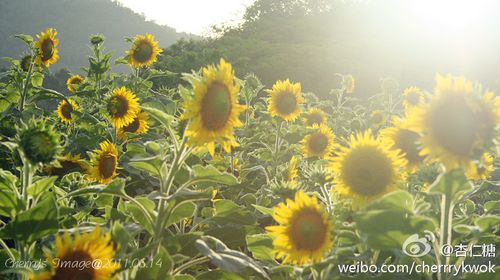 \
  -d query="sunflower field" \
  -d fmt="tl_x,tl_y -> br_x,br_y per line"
0,27 -> 498,280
